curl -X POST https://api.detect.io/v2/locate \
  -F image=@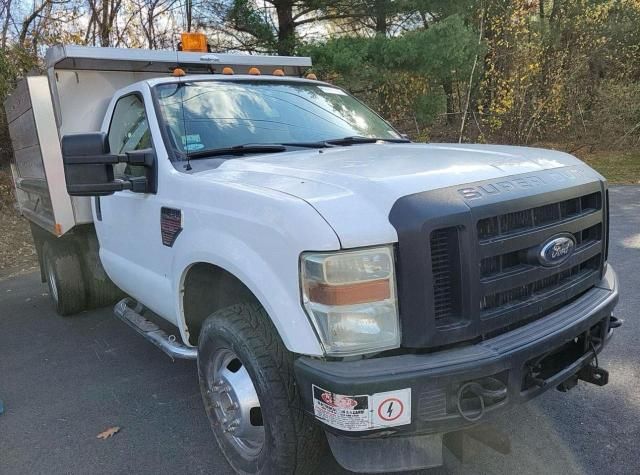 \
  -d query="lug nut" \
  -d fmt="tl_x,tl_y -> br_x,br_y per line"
223,419 -> 240,433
